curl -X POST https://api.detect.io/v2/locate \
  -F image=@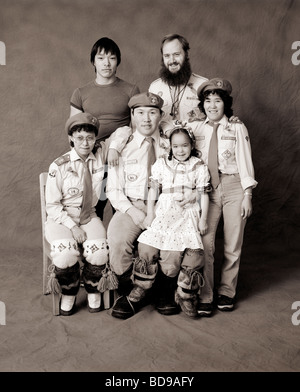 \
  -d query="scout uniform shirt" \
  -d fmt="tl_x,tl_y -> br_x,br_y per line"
46,128 -> 131,229
149,73 -> 208,133
106,129 -> 170,214
191,115 -> 258,190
